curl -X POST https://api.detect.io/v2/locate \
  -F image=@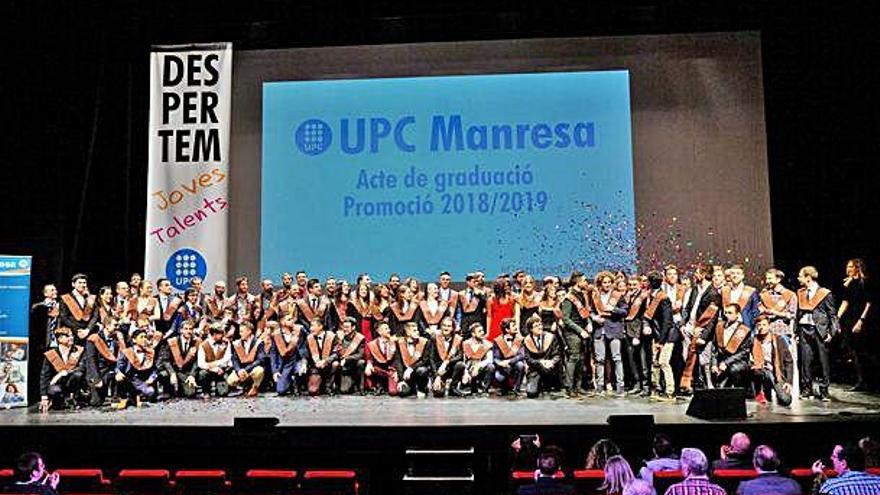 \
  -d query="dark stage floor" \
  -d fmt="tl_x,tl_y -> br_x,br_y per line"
4,385 -> 880,427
